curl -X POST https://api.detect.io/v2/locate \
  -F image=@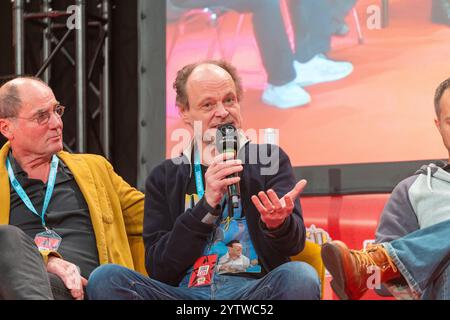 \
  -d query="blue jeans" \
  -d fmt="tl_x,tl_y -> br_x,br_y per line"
87,261 -> 320,300
383,218 -> 450,300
